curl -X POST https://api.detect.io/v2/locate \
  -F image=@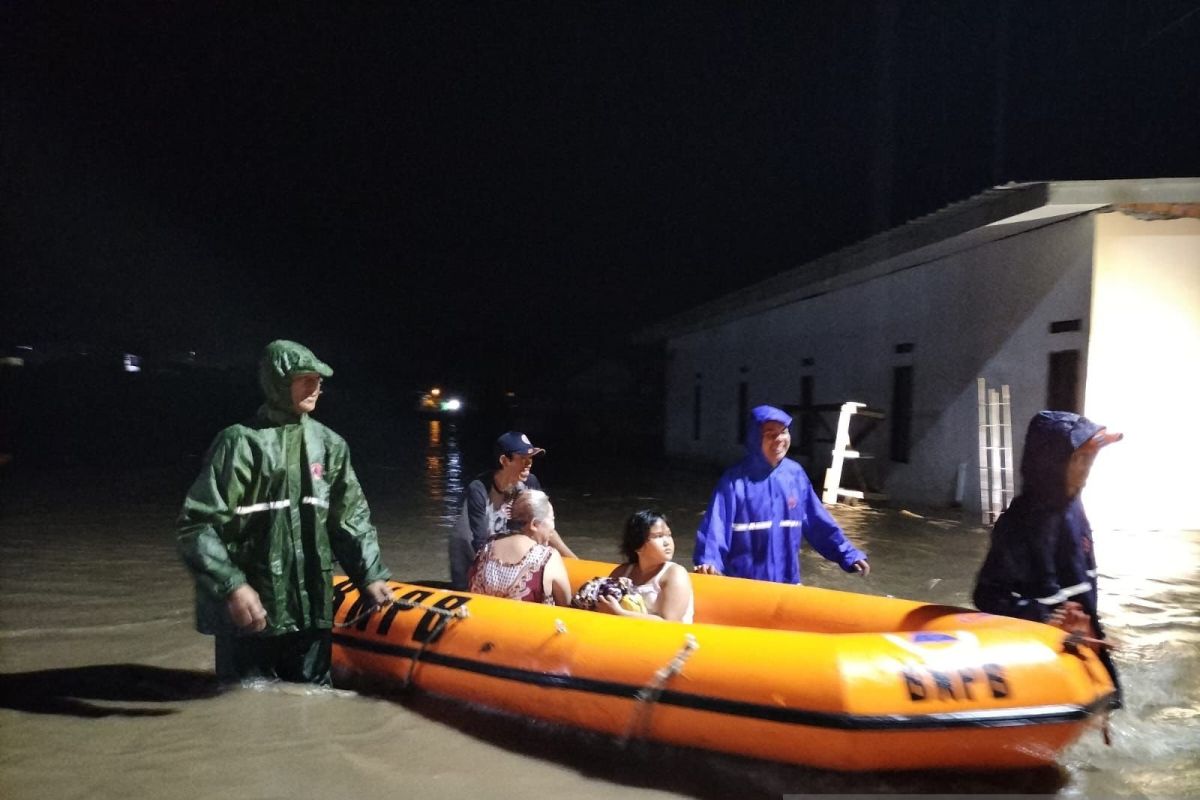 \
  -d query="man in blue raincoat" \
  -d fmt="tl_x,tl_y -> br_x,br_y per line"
694,405 -> 869,584
973,410 -> 1123,705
